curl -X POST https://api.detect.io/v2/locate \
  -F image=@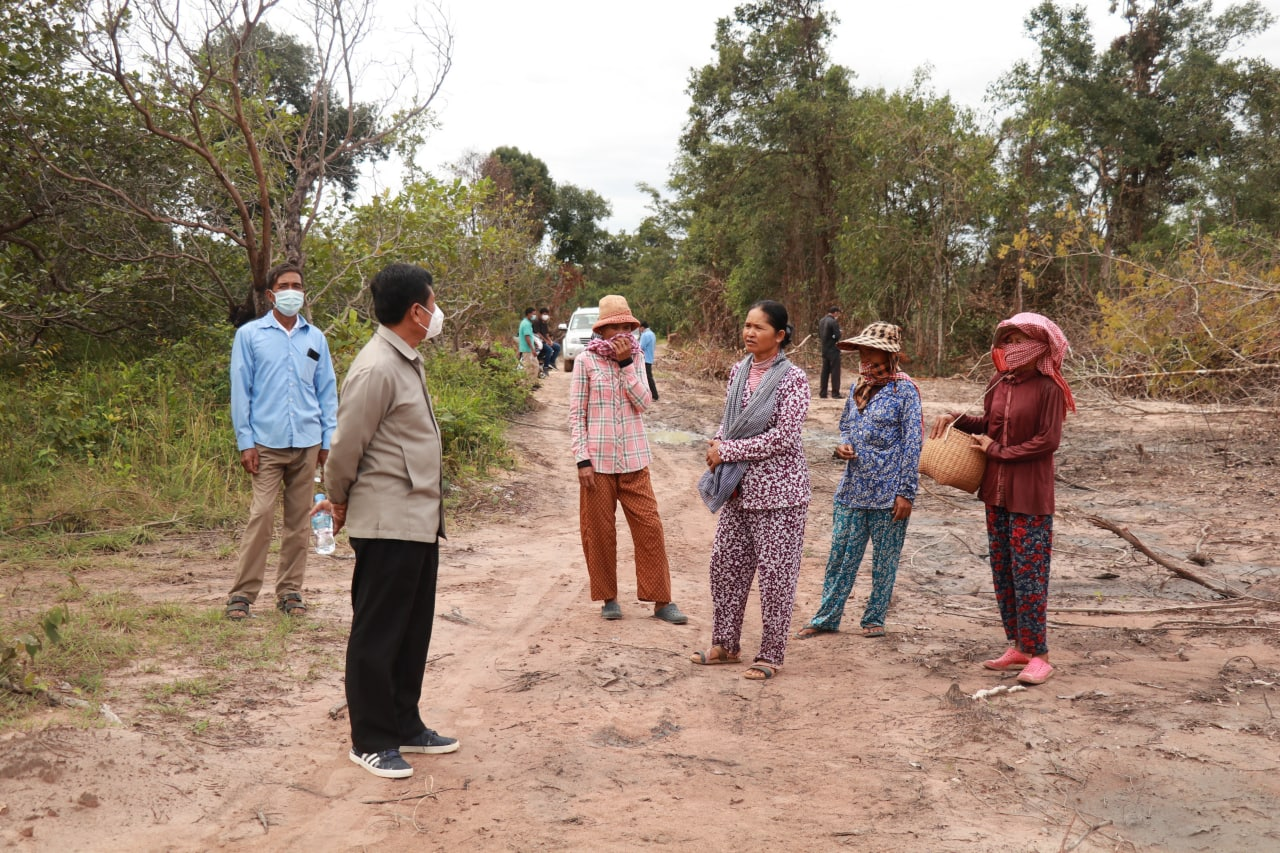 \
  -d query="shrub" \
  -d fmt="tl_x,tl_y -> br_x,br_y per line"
0,316 -> 526,533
